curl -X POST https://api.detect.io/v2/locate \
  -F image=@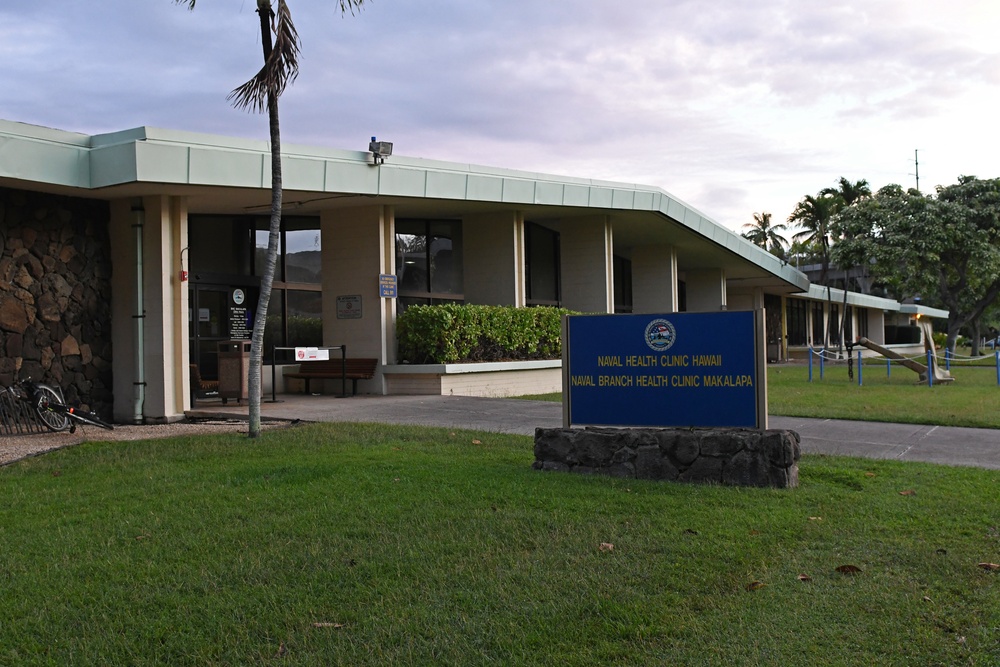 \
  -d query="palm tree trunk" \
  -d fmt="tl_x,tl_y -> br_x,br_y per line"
247,1 -> 283,437
248,96 -> 282,437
